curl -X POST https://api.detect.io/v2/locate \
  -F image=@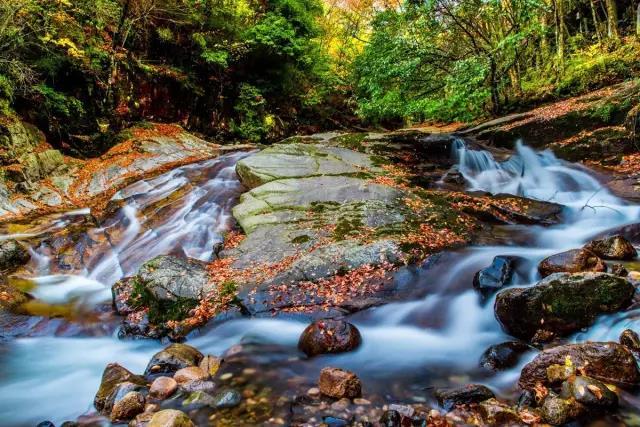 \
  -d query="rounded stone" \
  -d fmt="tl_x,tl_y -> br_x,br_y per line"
538,248 -> 606,277
298,319 -> 362,357
480,341 -> 532,371
173,366 -> 208,385
434,384 -> 495,411
149,377 -> 178,400
584,235 -> 637,260
144,343 -> 203,377
318,367 -> 362,399
148,409 -> 194,427
110,391 -> 145,422
198,355 -> 221,377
